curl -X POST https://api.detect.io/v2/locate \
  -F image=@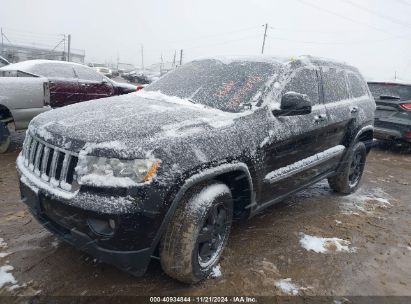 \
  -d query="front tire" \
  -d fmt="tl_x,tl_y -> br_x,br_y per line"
0,121 -> 11,154
160,181 -> 233,284
328,141 -> 367,194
